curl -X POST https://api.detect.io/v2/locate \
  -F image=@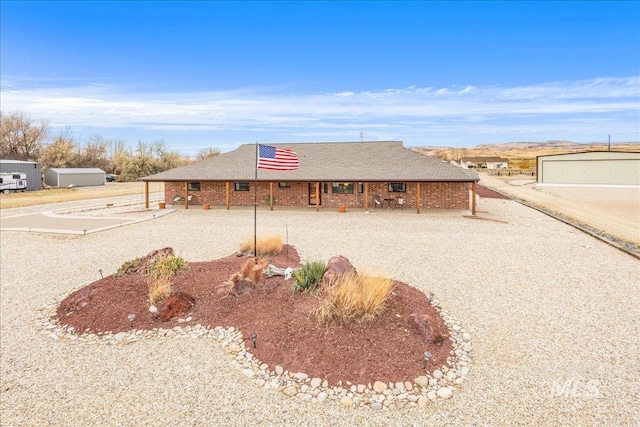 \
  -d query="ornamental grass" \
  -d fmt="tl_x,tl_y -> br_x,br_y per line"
314,272 -> 395,324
